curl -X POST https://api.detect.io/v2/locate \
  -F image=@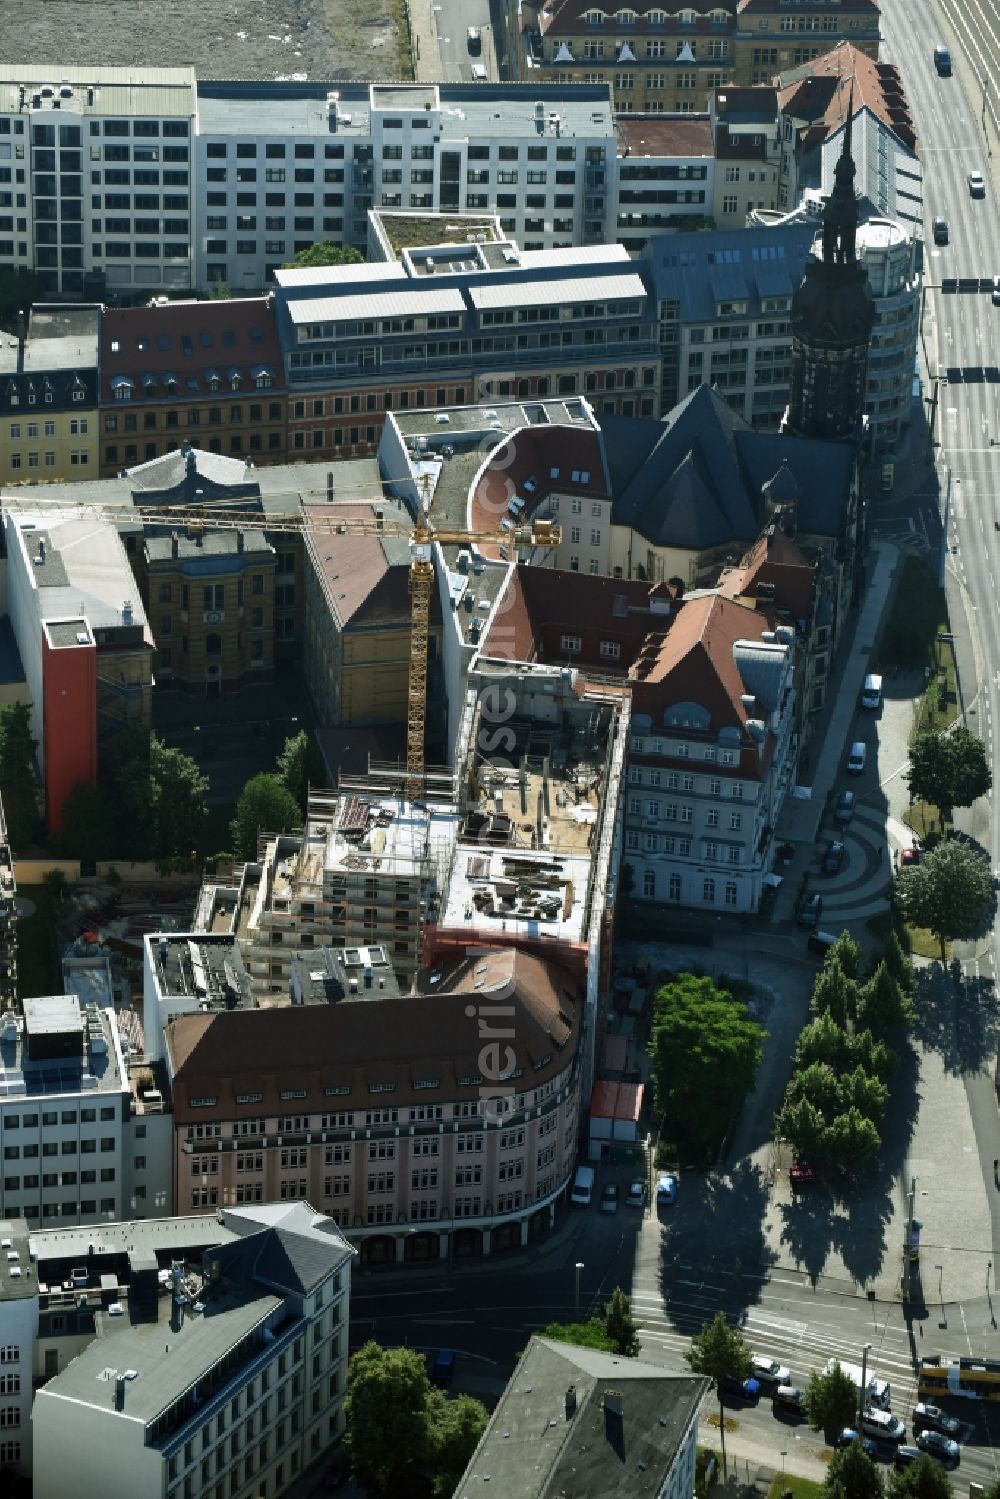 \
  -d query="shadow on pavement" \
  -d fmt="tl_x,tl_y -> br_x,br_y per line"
910,960 -> 999,1076
656,1159 -> 778,1326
